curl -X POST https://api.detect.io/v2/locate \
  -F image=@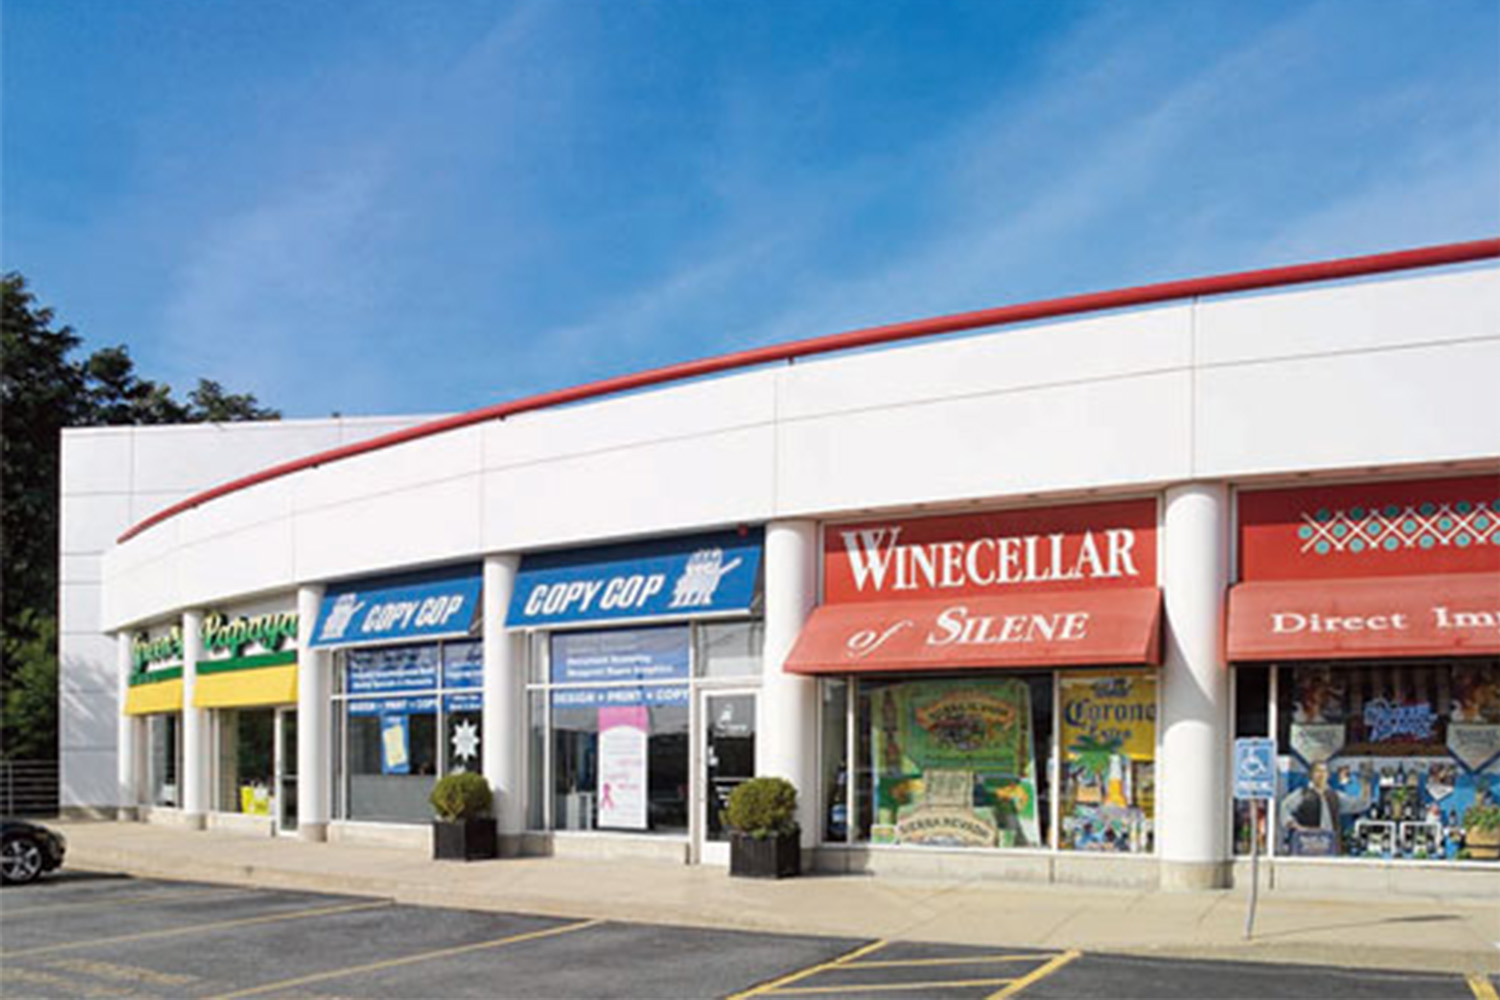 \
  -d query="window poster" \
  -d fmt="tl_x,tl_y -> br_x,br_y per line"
869,678 -> 1040,848
1279,662 -> 1500,861
381,713 -> 411,776
597,706 -> 648,830
1059,671 -> 1157,852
